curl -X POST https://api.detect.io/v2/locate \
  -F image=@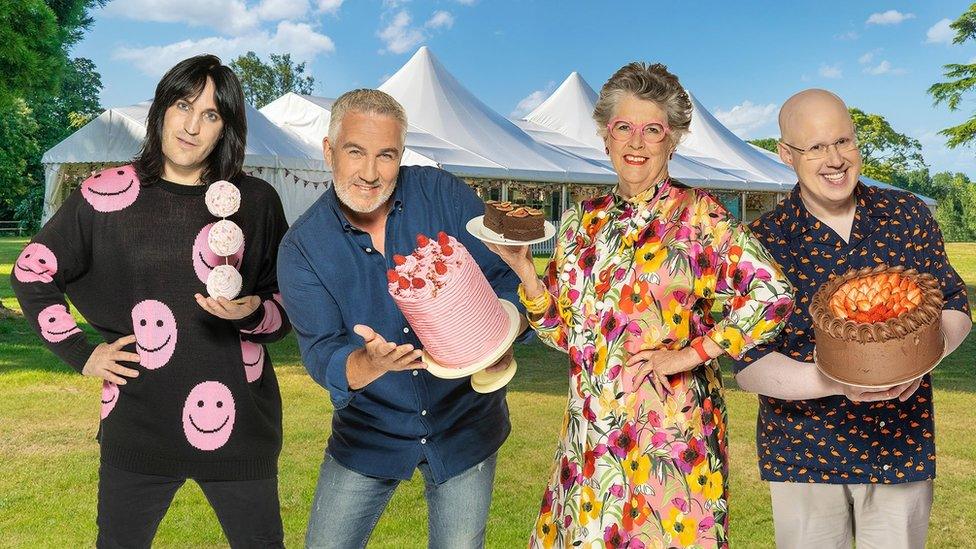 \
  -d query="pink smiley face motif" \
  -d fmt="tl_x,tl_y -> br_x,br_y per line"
191,223 -> 245,284
14,243 -> 58,283
241,339 -> 265,383
182,381 -> 236,451
131,300 -> 178,370
101,381 -> 119,419
38,304 -> 82,343
241,300 -> 282,335
81,165 -> 140,212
